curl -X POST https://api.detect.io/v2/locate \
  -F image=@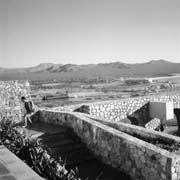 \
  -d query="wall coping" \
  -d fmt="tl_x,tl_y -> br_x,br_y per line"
83,113 -> 180,143
83,93 -> 180,106
40,109 -> 177,159
46,92 -> 180,112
